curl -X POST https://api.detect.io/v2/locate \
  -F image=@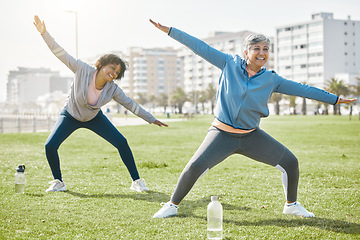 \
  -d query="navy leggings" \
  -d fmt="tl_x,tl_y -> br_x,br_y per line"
45,109 -> 140,182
